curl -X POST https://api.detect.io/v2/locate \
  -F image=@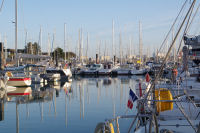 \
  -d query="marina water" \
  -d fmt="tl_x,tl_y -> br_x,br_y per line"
0,76 -> 140,133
